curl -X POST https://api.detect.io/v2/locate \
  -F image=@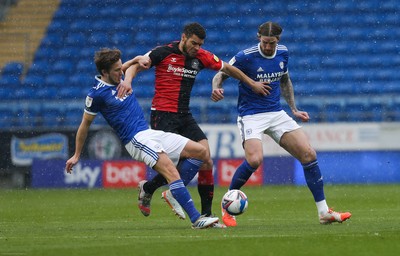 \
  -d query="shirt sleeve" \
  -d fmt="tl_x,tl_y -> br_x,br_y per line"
198,49 -> 223,71
84,91 -> 101,115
